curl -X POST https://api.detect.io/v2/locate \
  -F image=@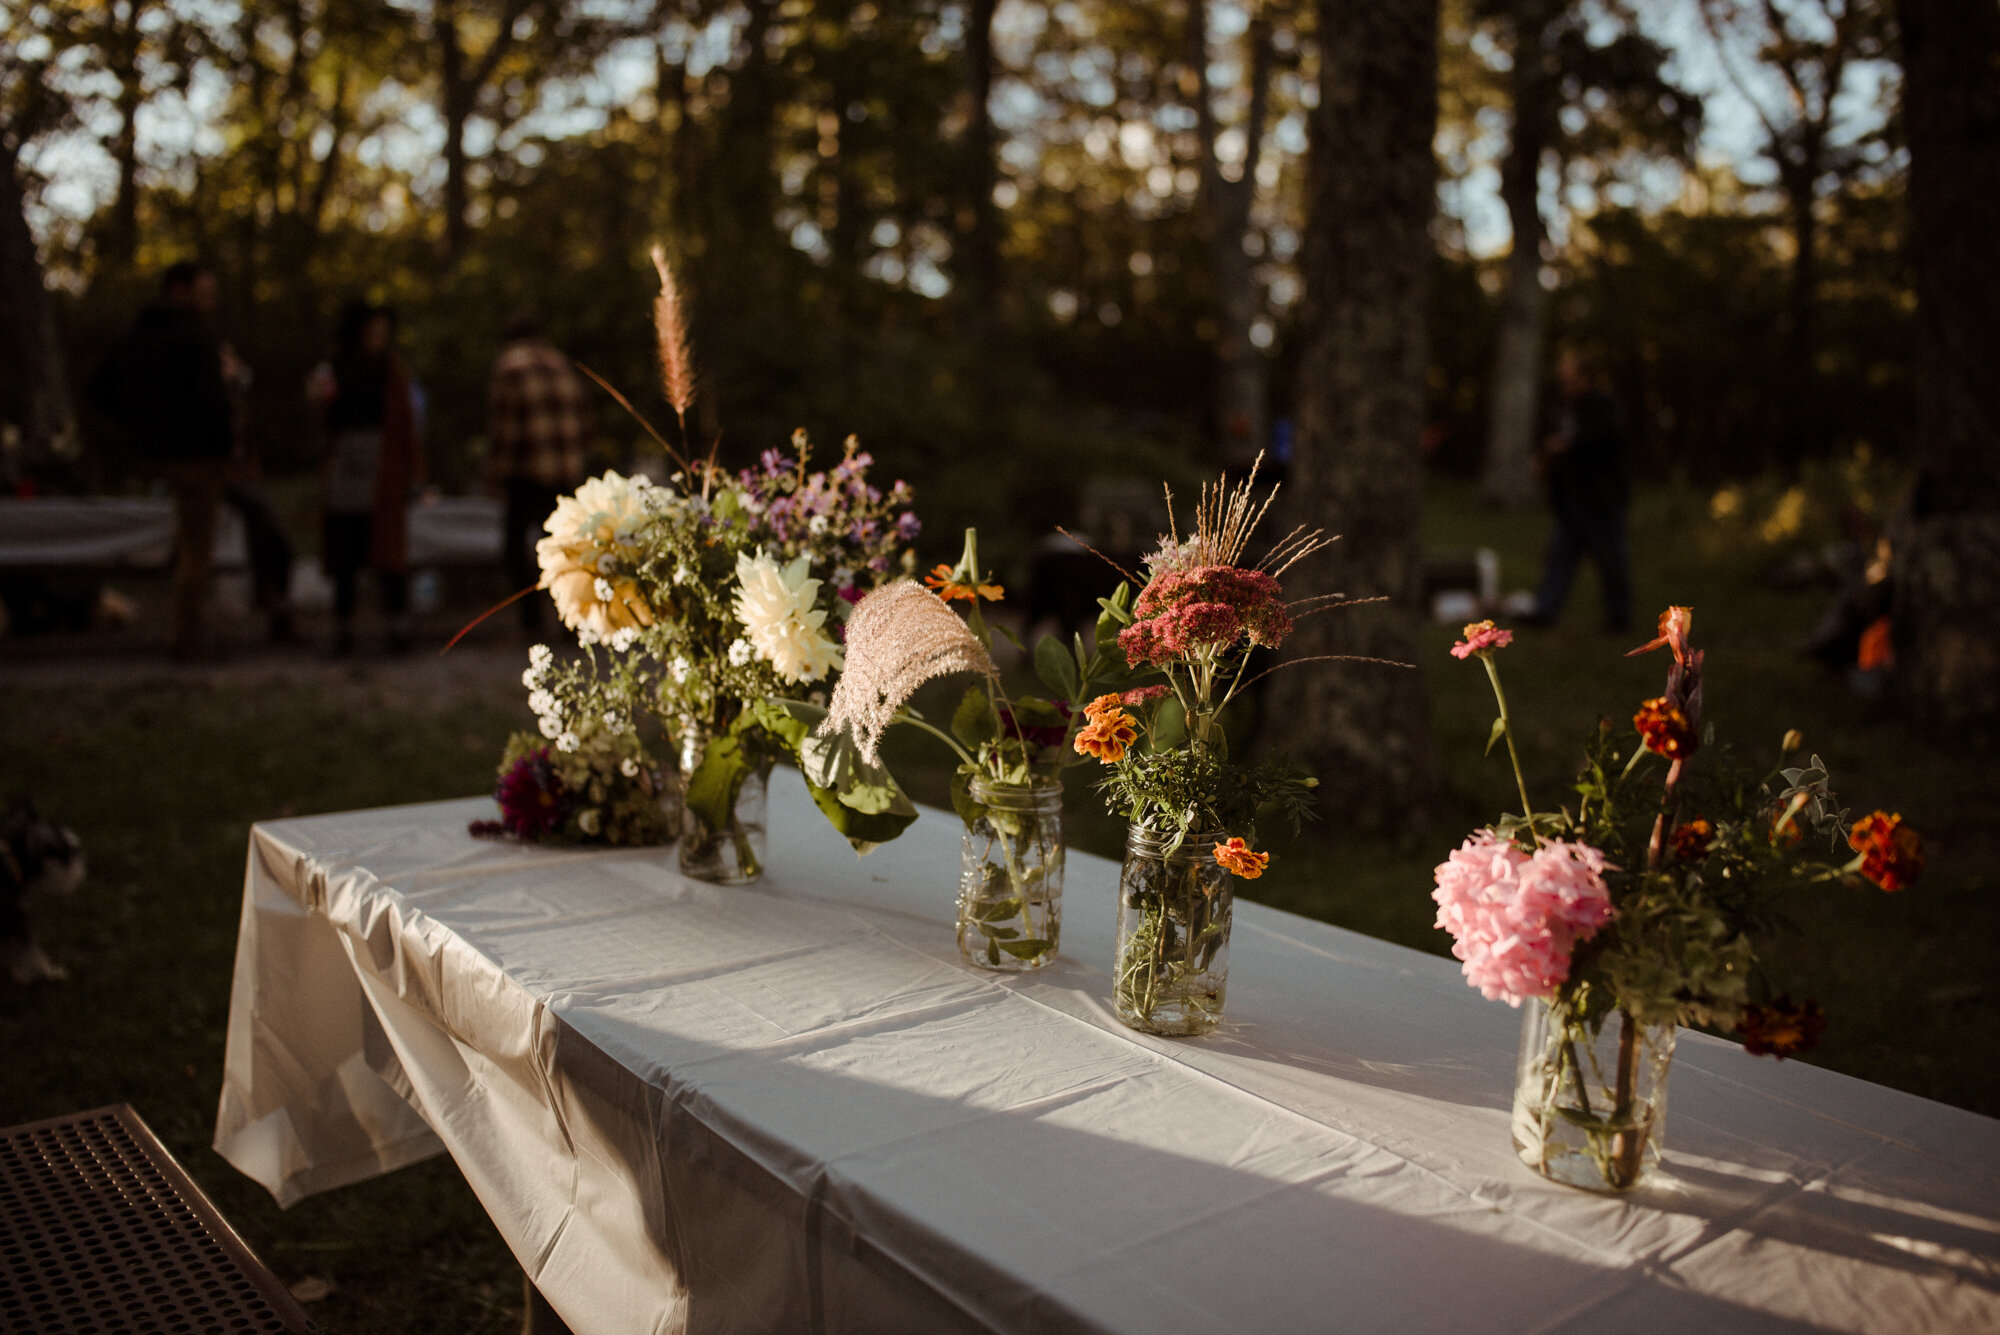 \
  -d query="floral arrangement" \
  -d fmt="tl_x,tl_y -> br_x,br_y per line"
1076,459 -> 1387,1031
815,528 -> 1130,965
473,253 -> 921,861
1435,608 -> 1921,1189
